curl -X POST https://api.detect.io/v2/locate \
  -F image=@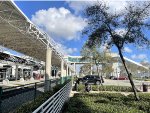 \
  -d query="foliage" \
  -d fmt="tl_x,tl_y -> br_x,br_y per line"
77,84 -> 135,92
80,46 -> 114,76
83,1 -> 150,100
84,2 -> 150,49
64,92 -> 150,113
11,91 -> 54,113
12,80 -> 70,113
